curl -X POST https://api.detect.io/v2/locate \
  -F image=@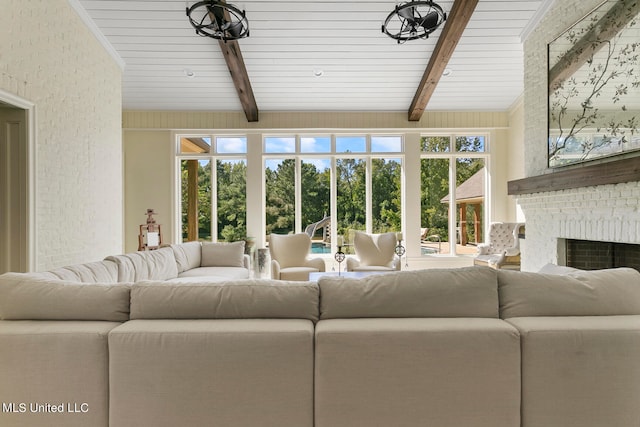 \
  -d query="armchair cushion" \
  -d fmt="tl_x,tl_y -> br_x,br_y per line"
352,231 -> 397,268
479,222 -> 522,256
269,233 -> 311,269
